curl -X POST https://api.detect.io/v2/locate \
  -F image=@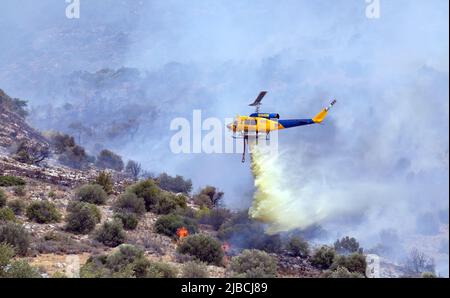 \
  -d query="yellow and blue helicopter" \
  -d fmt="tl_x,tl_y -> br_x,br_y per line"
227,91 -> 336,162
